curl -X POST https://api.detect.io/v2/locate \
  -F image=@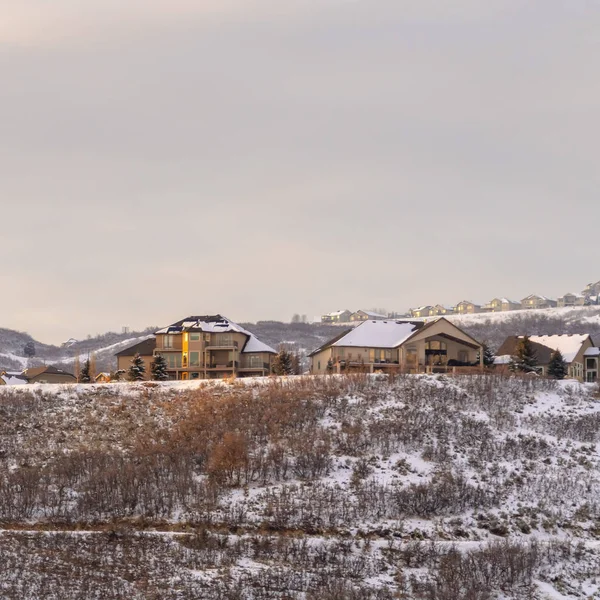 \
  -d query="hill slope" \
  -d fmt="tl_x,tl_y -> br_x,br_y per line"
0,374 -> 598,598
